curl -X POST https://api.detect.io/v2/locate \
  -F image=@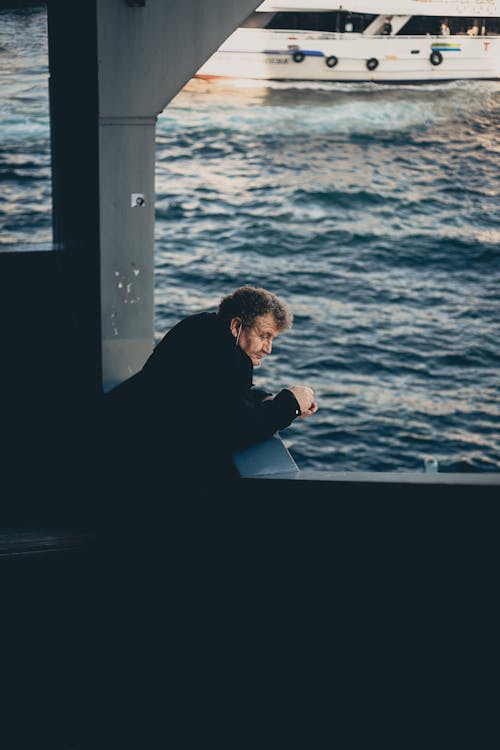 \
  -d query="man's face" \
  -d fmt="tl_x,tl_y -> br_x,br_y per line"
235,313 -> 280,367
